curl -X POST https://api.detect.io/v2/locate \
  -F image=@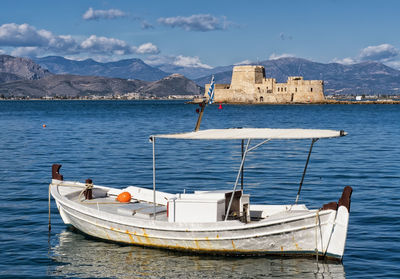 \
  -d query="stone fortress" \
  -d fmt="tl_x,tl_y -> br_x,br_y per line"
205,65 -> 325,104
